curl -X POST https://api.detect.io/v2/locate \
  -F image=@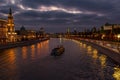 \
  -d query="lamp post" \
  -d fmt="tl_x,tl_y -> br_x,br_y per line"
101,34 -> 105,45
117,34 -> 120,52
118,34 -> 120,41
